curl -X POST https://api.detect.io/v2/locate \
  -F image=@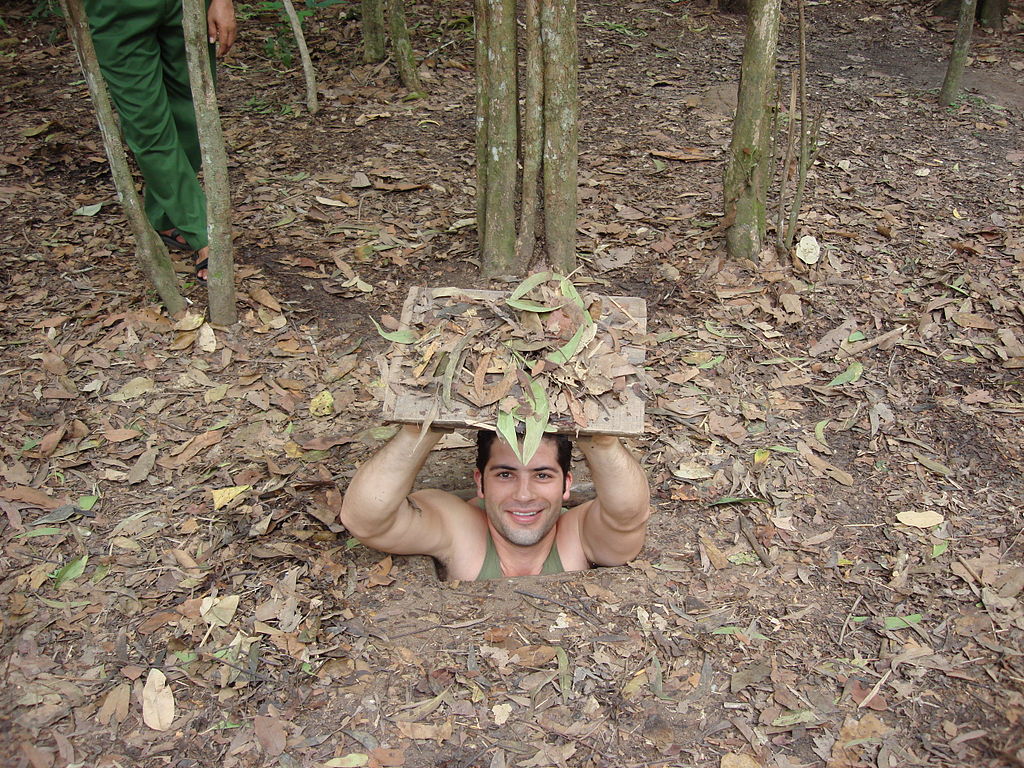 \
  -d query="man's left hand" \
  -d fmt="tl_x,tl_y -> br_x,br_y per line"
208,0 -> 237,57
